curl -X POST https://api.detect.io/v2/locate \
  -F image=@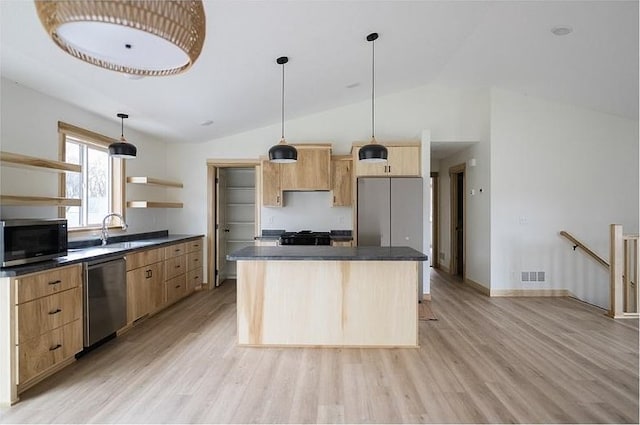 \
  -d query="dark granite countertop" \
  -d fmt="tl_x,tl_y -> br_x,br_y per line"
227,246 -> 427,261
0,234 -> 204,277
